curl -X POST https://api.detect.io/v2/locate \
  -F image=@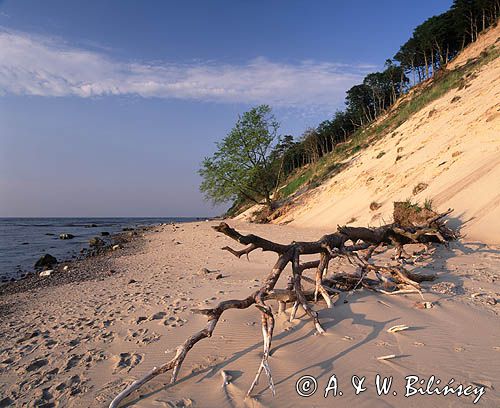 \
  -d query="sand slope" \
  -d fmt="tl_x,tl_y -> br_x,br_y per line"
268,25 -> 500,244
